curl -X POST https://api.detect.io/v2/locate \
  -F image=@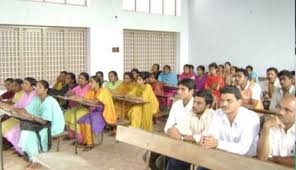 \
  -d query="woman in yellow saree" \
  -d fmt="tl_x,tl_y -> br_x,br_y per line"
128,72 -> 159,131
113,72 -> 137,119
